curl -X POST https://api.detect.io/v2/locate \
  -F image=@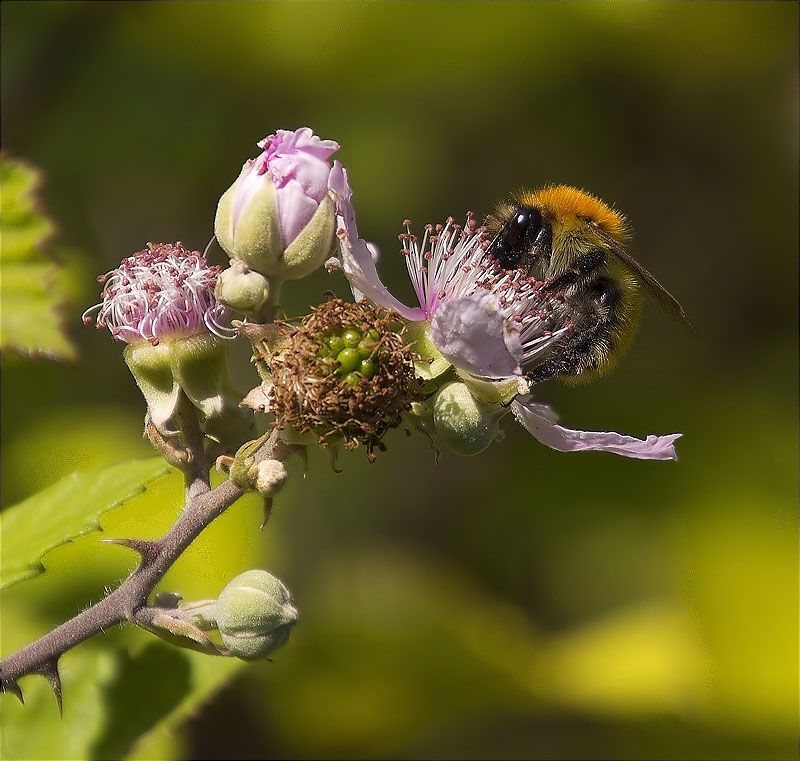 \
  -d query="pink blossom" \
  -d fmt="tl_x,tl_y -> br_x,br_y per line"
83,242 -> 228,344
233,128 -> 339,249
